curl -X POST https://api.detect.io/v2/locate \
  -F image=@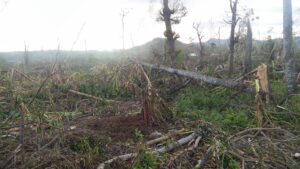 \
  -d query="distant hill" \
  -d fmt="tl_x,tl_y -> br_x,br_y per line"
0,50 -> 121,63
126,38 -> 198,59
206,38 -> 229,46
